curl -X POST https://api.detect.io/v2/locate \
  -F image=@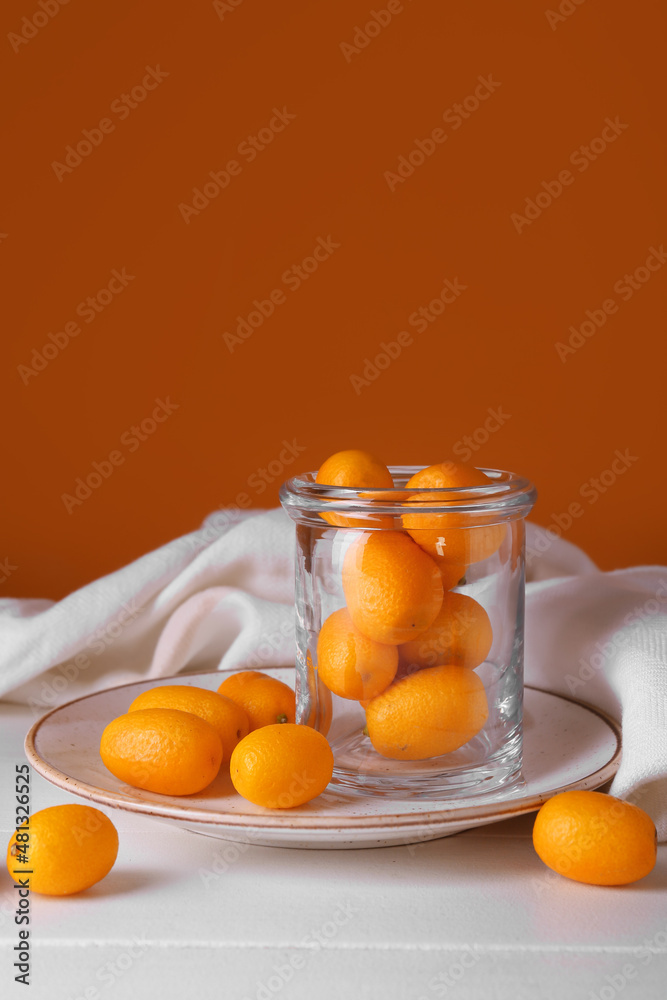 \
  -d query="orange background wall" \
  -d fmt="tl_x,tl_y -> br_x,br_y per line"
3,0 -> 665,601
